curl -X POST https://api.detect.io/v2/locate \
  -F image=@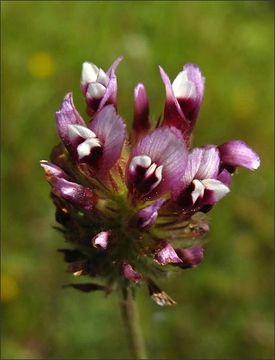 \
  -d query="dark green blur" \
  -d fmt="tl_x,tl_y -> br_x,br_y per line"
2,1 -> 273,359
